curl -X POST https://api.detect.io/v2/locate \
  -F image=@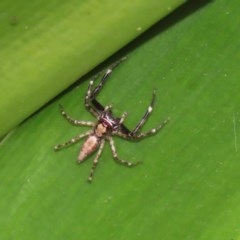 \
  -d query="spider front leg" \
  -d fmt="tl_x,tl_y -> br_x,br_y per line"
108,136 -> 141,167
85,57 -> 127,116
85,80 -> 99,117
90,57 -> 127,100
